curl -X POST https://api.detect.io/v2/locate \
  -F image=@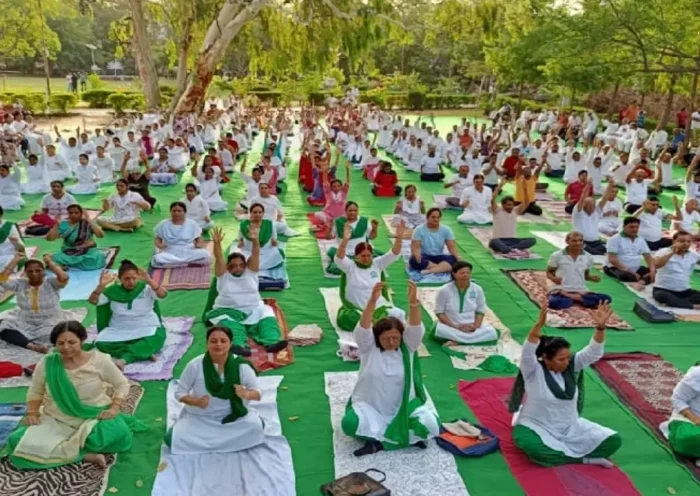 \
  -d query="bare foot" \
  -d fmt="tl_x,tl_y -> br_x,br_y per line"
629,281 -> 645,292
113,359 -> 126,371
84,453 -> 107,468
443,340 -> 458,347
27,343 -> 50,354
